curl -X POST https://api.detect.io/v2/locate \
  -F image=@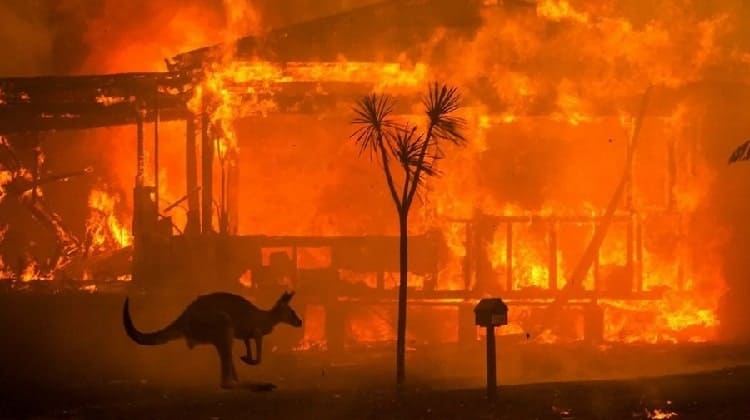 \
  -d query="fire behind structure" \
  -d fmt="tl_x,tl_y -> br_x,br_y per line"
0,0 -> 727,351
